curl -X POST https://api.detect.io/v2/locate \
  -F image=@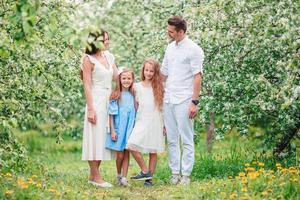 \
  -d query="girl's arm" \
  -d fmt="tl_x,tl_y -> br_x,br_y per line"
109,115 -> 117,141
82,56 -> 97,124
